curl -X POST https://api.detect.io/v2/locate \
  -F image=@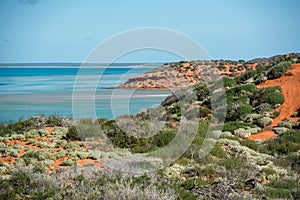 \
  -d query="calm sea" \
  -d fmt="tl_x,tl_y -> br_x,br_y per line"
0,64 -> 171,122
